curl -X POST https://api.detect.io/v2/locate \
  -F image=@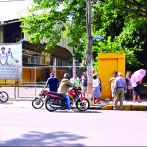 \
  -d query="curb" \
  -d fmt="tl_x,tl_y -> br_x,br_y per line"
101,105 -> 147,111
